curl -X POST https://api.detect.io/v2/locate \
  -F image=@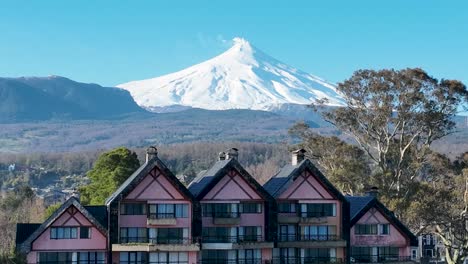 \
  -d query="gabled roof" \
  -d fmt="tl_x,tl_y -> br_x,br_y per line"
16,223 -> 41,246
84,205 -> 108,229
263,159 -> 347,202
18,196 -> 107,253
188,158 -> 274,201
105,155 -> 195,205
346,195 -> 418,247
